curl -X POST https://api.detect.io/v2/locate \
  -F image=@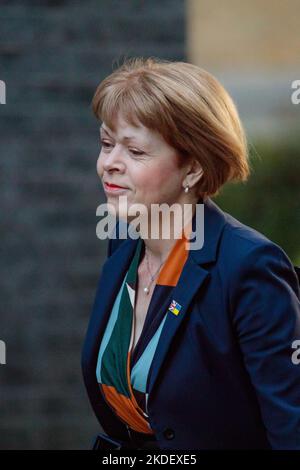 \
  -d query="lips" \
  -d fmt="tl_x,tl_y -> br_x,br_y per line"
104,182 -> 127,189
